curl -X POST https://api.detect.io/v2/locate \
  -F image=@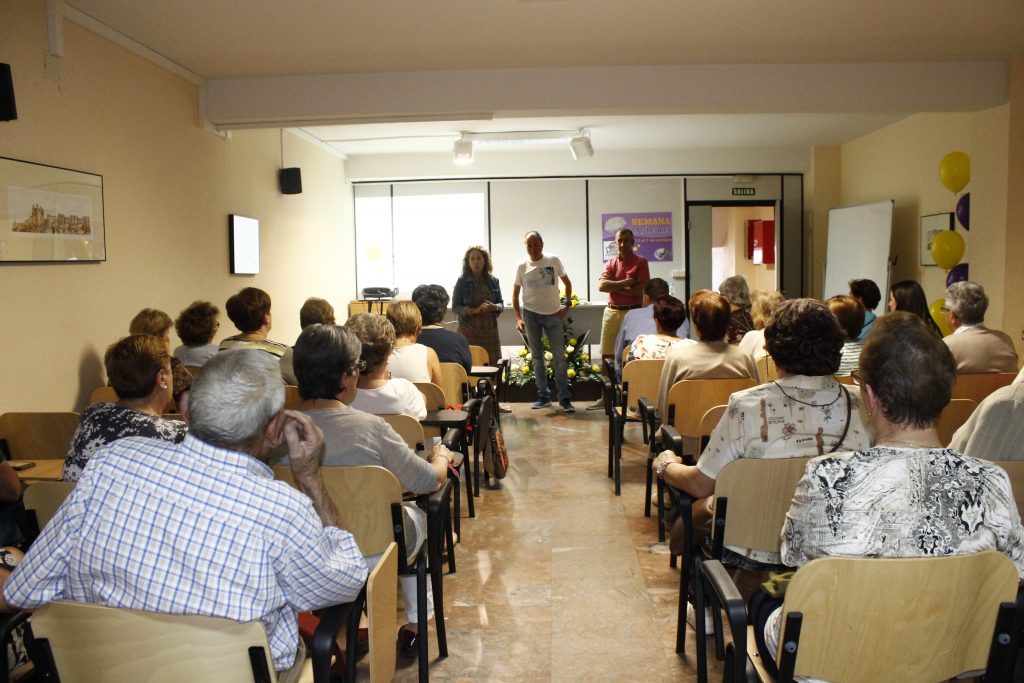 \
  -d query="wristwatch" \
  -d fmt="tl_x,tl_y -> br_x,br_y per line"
656,458 -> 673,480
